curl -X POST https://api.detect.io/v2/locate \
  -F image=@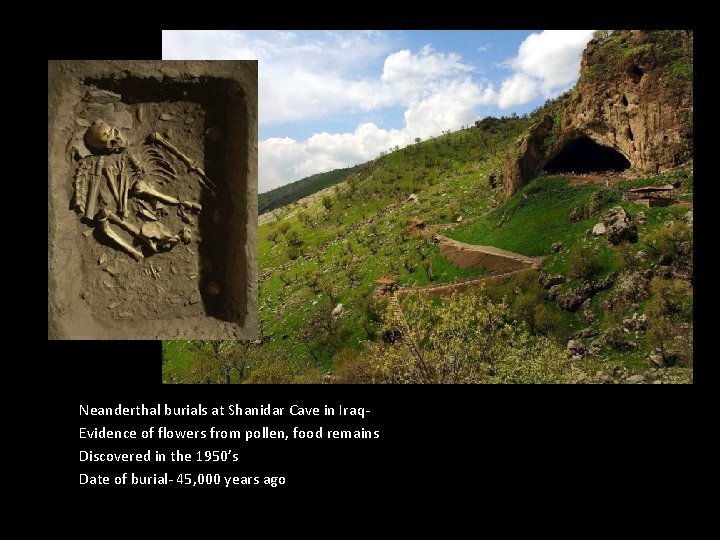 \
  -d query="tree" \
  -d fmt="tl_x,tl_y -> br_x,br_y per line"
180,340 -> 258,384
347,265 -> 361,288
421,259 -> 434,281
305,269 -> 322,294
266,229 -> 280,245
415,137 -> 421,144
403,256 -> 417,273
285,229 -> 301,246
298,210 -> 312,226
645,277 -> 693,364
277,221 -> 291,235
568,240 -> 602,279
593,30 -> 612,40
